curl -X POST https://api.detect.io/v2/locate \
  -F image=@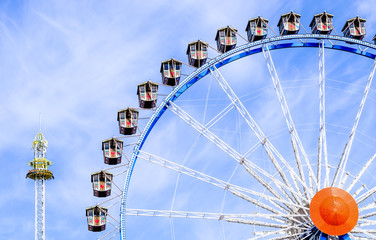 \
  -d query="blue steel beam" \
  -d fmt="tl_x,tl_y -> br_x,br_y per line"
320,232 -> 328,240
339,233 -> 351,240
